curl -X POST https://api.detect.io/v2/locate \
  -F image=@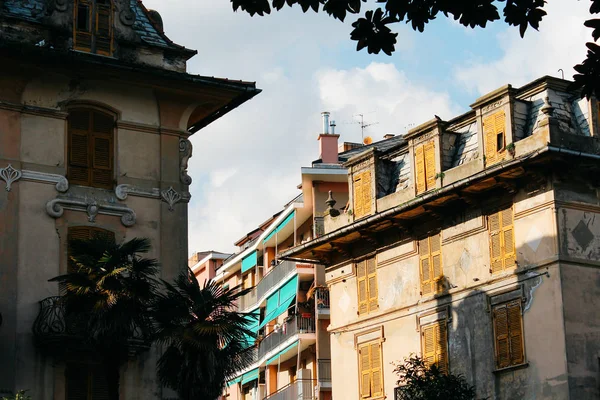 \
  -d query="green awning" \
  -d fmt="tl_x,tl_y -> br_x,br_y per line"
264,211 -> 295,243
227,376 -> 241,387
258,276 -> 298,329
241,250 -> 257,274
258,296 -> 295,329
242,311 -> 260,348
265,341 -> 299,365
241,368 -> 259,385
